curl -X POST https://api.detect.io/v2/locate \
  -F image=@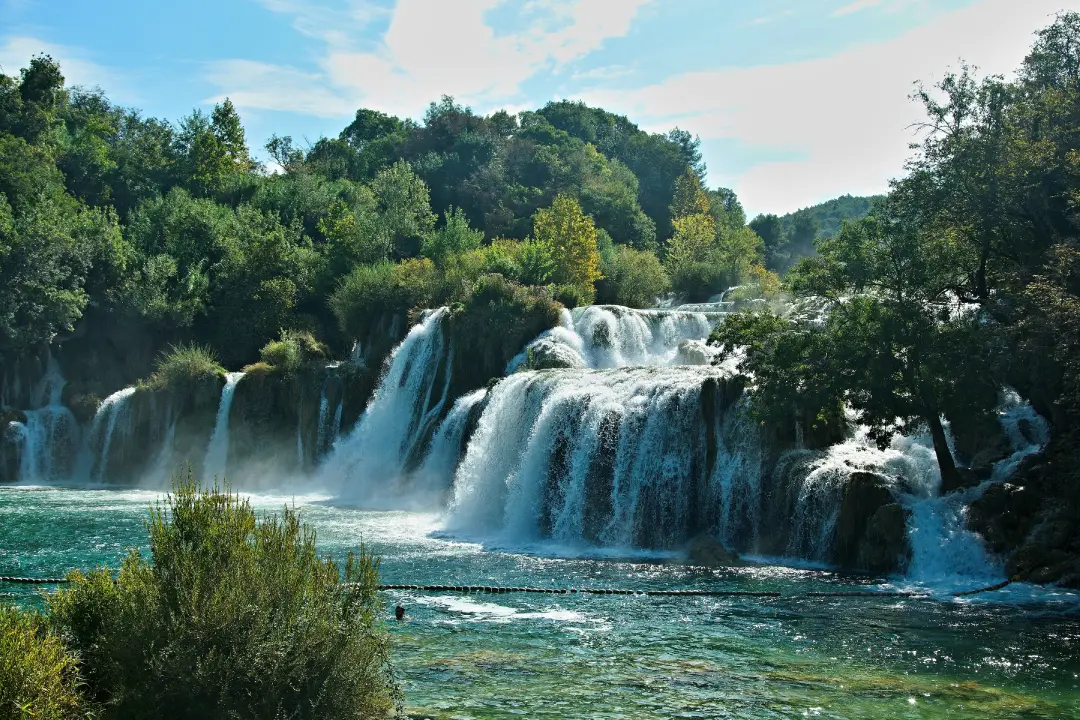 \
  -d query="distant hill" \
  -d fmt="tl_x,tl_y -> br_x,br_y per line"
750,194 -> 883,273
